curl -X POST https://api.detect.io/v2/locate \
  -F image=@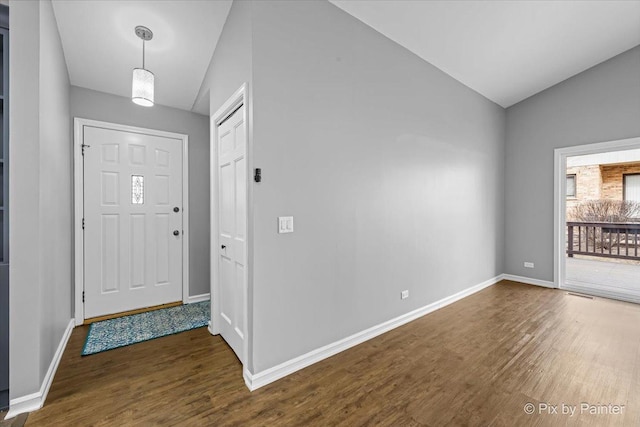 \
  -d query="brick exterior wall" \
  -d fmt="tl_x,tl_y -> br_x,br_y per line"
566,162 -> 640,220
567,165 -> 603,203
600,163 -> 640,200
566,165 -> 601,213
